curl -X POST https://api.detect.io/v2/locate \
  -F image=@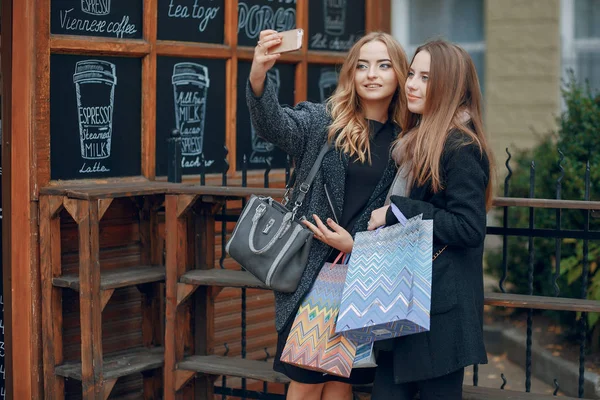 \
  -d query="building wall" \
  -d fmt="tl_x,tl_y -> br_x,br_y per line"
485,0 -> 562,171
